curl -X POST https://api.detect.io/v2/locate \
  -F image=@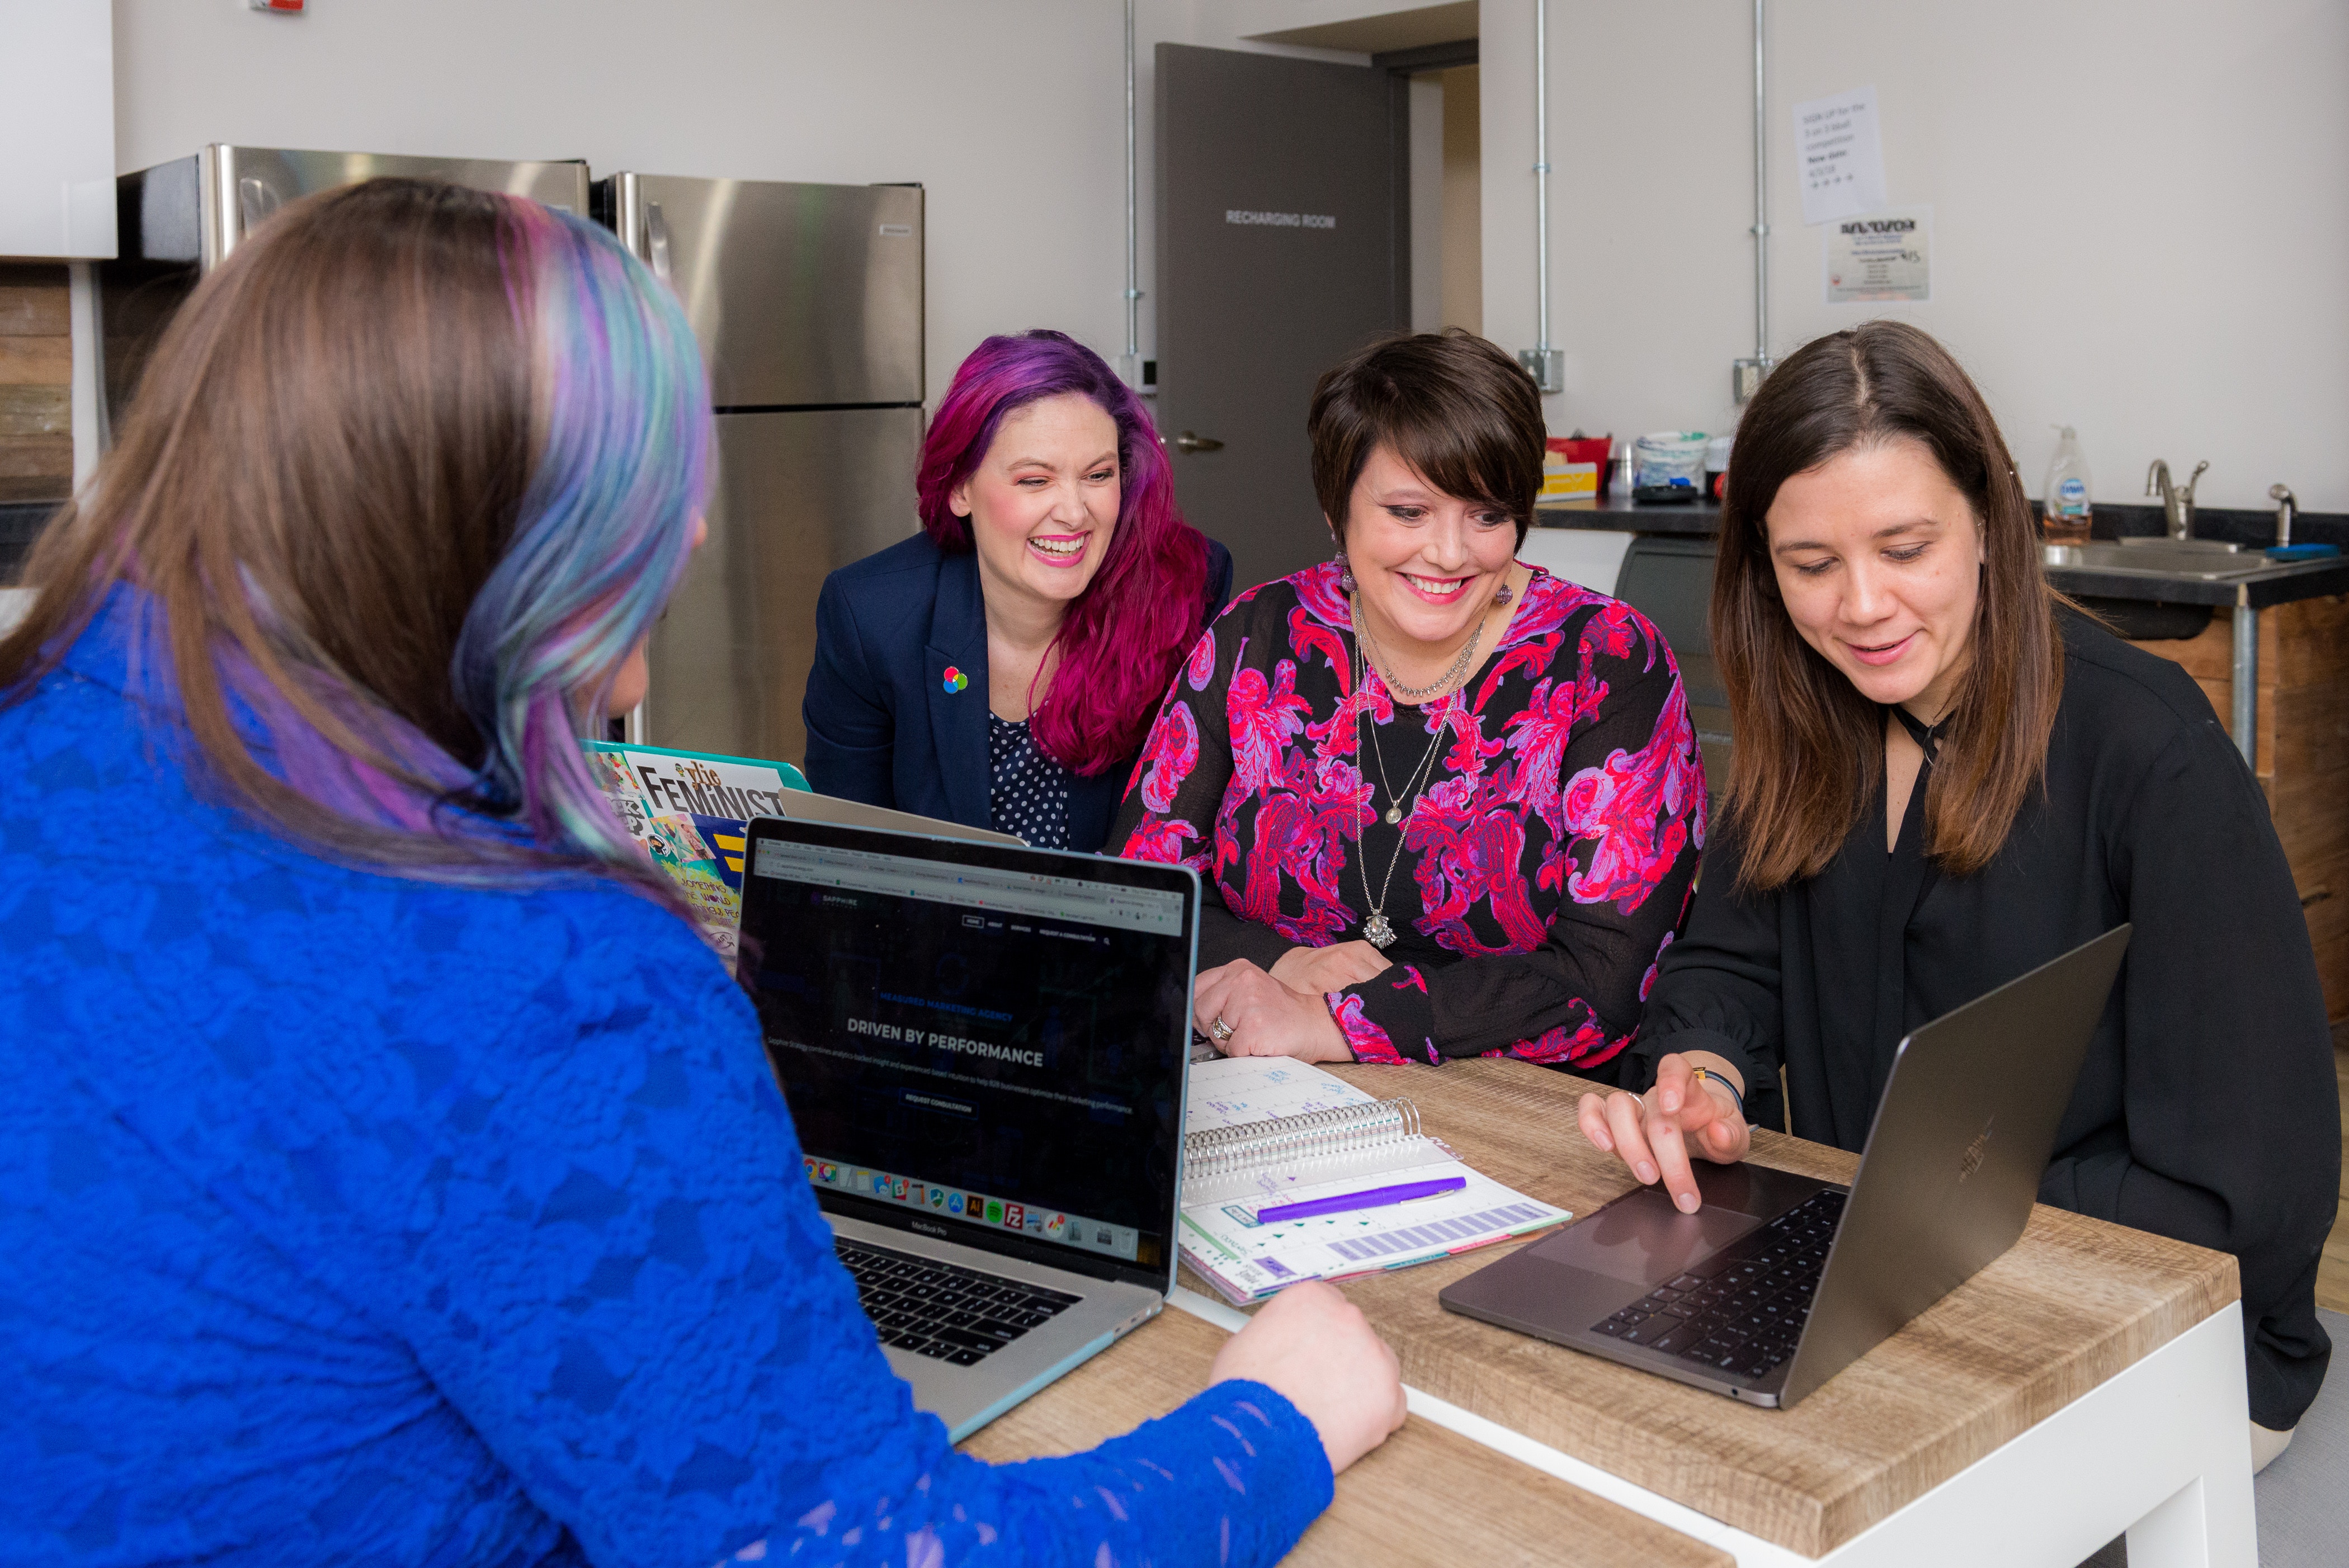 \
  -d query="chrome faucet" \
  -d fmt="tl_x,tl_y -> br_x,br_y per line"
2271,484 -> 2298,547
2145,459 -> 2209,540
